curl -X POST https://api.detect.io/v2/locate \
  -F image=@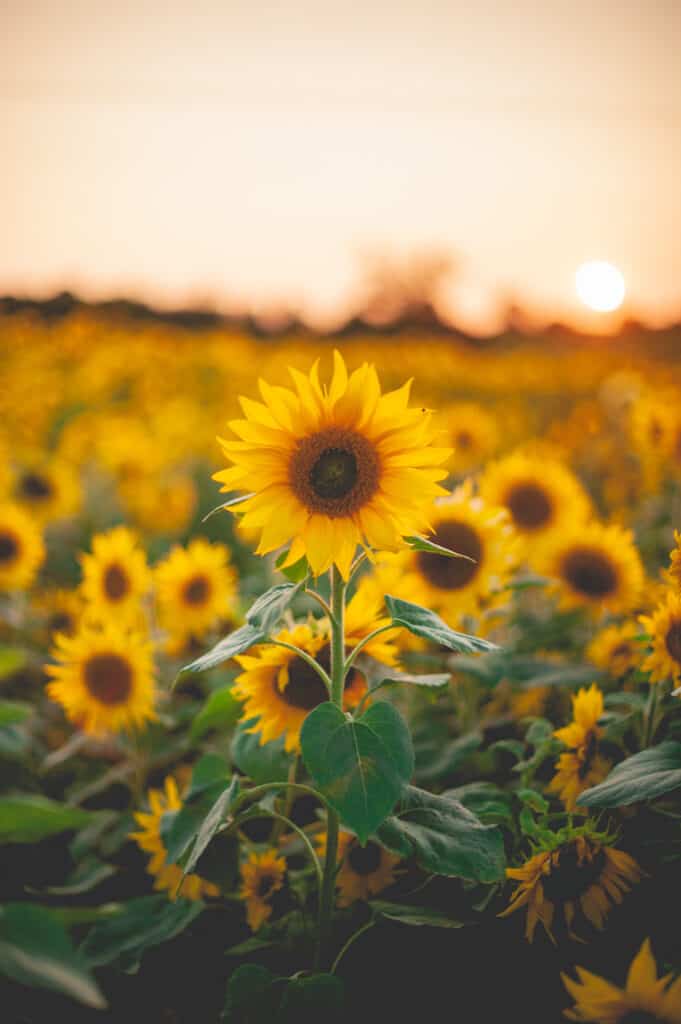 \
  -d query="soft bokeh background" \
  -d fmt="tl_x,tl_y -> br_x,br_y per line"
2,0 -> 681,329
